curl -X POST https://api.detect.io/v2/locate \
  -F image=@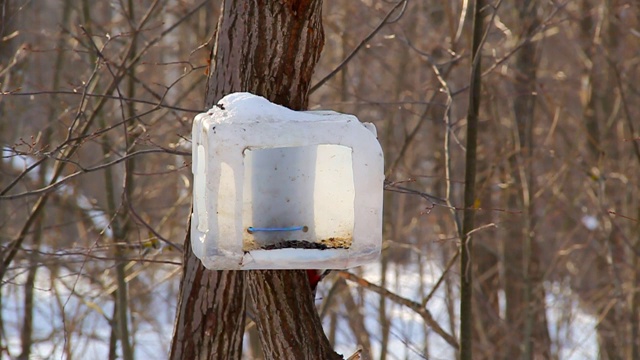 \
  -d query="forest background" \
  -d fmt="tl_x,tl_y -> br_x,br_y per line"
1,0 -> 639,359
